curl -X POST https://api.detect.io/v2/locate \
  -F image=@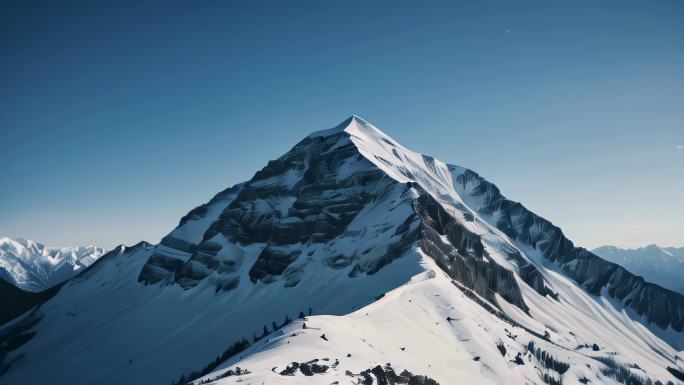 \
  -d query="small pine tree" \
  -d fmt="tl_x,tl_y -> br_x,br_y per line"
308,307 -> 313,316
298,311 -> 305,319
262,325 -> 269,337
272,321 -> 278,331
